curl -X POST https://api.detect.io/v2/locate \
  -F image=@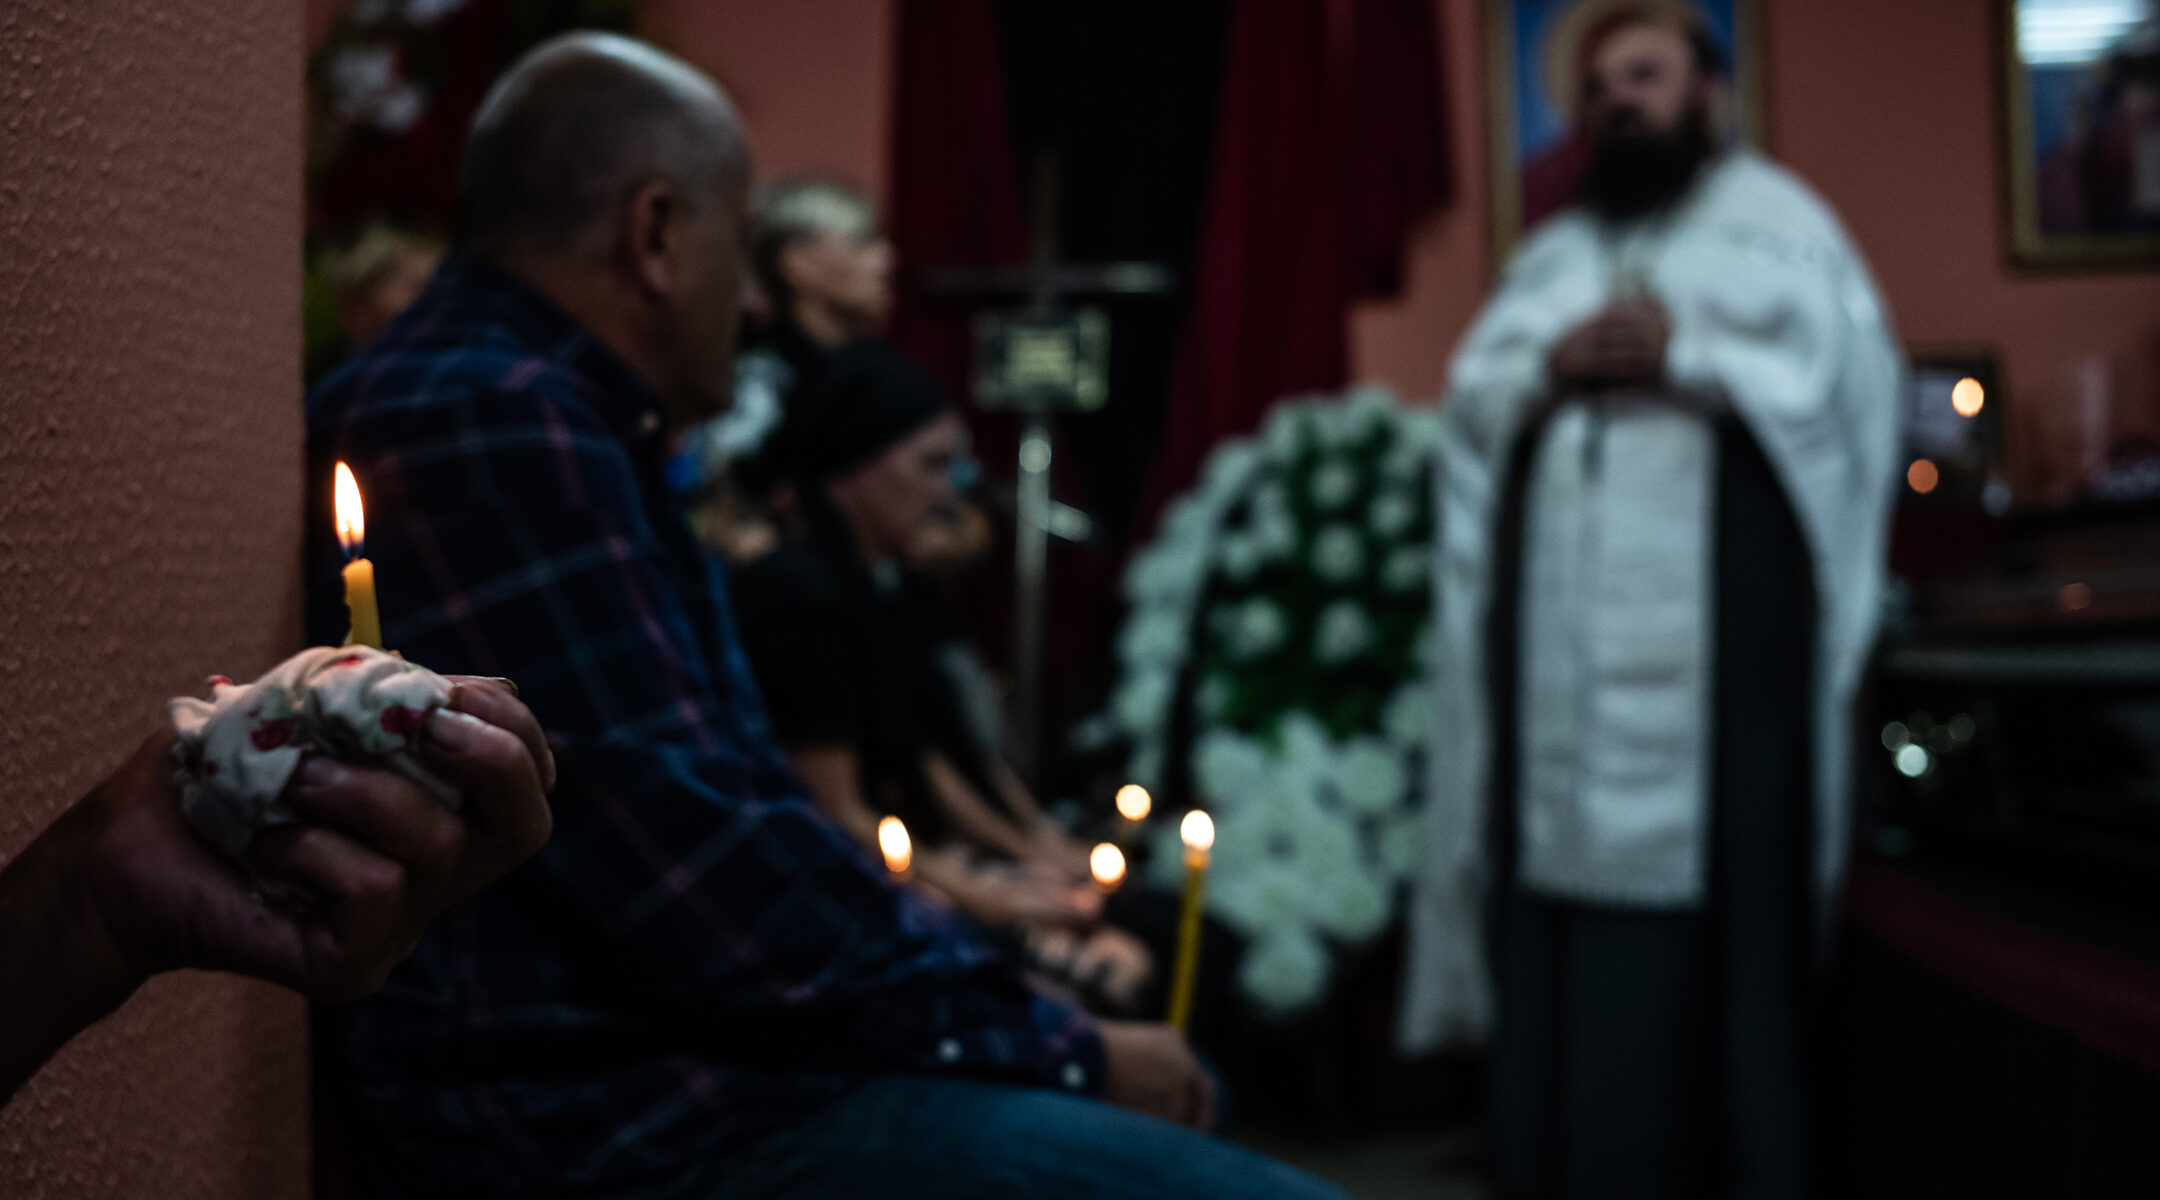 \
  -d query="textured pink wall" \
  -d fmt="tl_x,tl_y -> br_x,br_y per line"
639,0 -> 895,206
0,1 -> 310,1196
